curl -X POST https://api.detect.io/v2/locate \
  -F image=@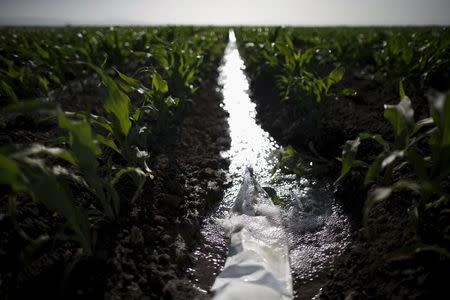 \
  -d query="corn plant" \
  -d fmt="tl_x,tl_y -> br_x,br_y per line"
61,66 -> 153,209
0,28 -> 228,280
272,35 -> 345,103
272,143 -> 333,177
0,144 -> 93,255
335,86 -> 450,255
57,111 -> 121,221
